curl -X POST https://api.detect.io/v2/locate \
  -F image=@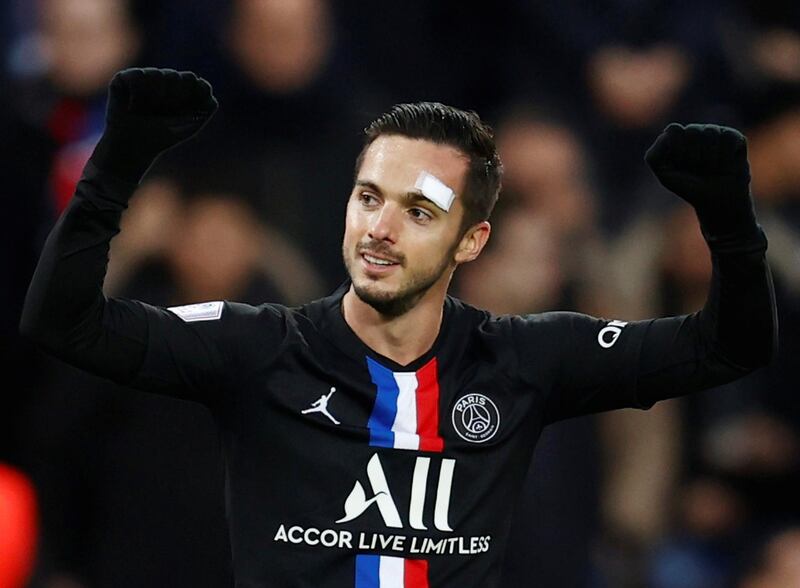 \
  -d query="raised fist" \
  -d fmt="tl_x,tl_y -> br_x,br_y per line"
91,68 -> 218,183
106,68 -> 217,140
645,123 -> 758,241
